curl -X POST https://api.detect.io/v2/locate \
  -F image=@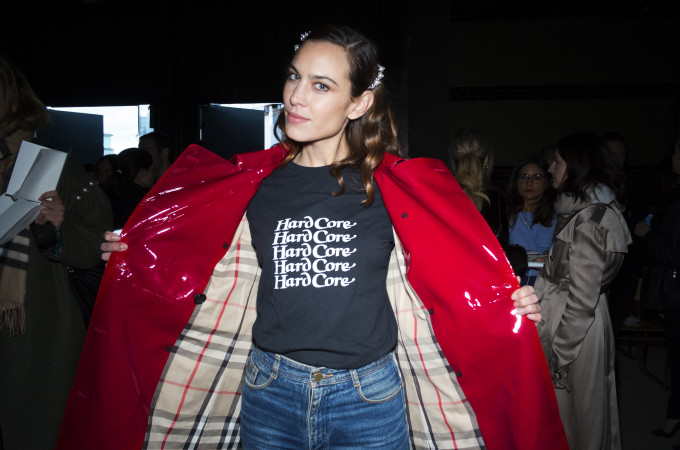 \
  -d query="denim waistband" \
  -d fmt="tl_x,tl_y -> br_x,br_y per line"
250,347 -> 394,386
